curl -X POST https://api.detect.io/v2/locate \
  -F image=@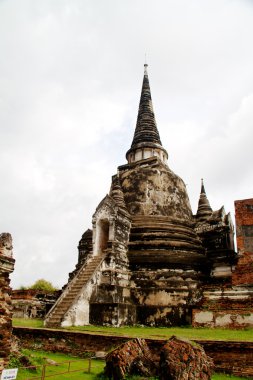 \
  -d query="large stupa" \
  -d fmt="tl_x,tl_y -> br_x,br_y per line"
45,65 -> 236,327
